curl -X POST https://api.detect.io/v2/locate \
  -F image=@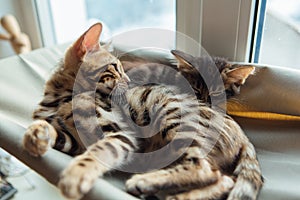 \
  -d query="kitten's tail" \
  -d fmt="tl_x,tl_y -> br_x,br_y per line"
228,143 -> 263,200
